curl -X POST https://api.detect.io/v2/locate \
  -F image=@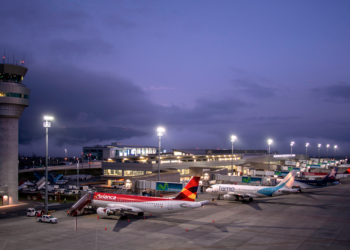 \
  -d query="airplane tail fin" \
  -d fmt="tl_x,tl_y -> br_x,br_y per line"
321,167 -> 338,181
344,167 -> 350,174
276,170 -> 296,189
173,176 -> 200,201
